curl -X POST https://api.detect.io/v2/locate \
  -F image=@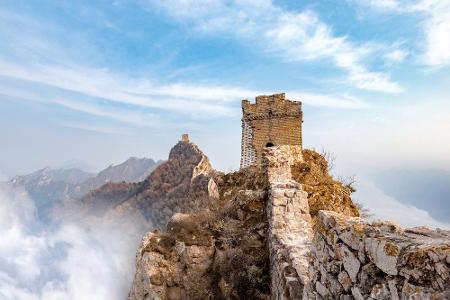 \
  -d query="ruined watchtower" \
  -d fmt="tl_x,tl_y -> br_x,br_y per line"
240,93 -> 302,168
